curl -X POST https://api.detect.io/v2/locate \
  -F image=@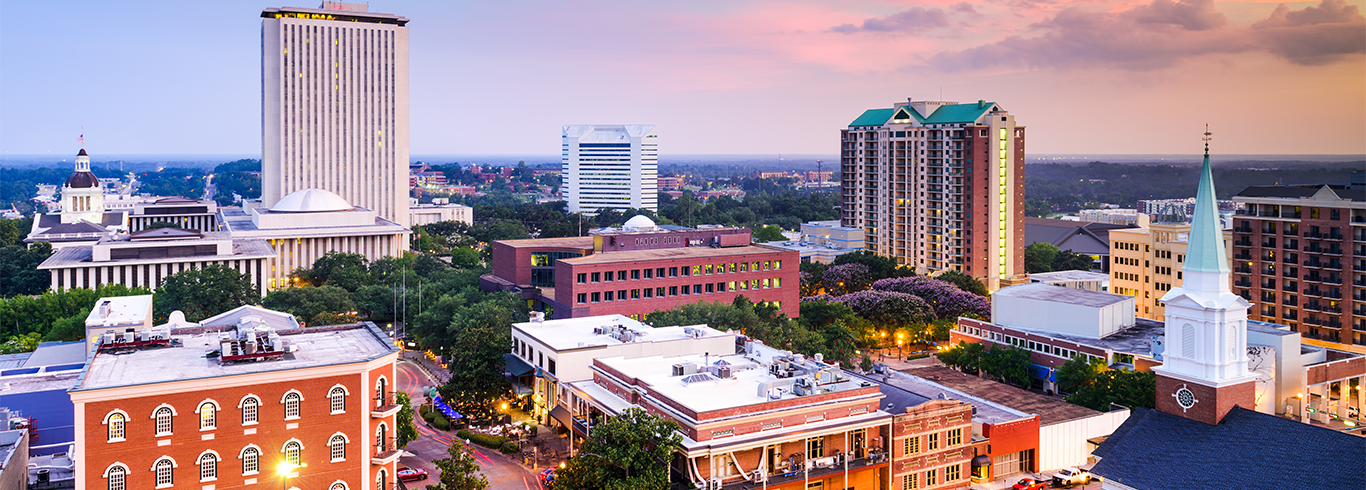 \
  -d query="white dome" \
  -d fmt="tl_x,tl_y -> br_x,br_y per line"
271,188 -> 353,213
623,215 -> 657,231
